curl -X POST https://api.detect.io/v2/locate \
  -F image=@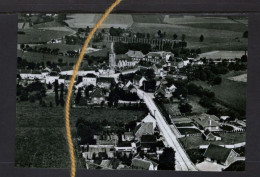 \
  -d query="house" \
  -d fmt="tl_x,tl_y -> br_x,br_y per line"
142,113 -> 157,129
115,142 -> 137,154
133,75 -> 142,86
123,81 -> 137,94
97,77 -> 116,89
19,70 -> 43,80
126,50 -> 145,61
89,88 -> 105,105
192,114 -> 221,132
134,122 -> 154,140
154,84 -> 174,98
94,134 -> 119,145
203,130 -> 222,141
203,144 -> 238,166
83,73 -> 97,86
220,116 -> 230,122
122,132 -> 135,142
139,76 -> 147,87
140,135 -> 157,152
131,157 -> 158,170
82,145 -> 114,159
